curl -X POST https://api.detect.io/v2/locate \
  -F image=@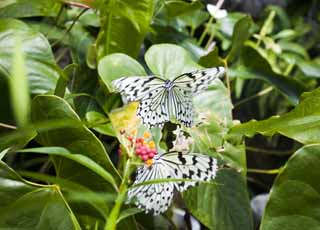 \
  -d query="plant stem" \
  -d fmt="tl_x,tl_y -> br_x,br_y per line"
51,8 -> 88,48
0,122 -> 17,130
247,168 -> 281,174
104,159 -> 132,230
234,86 -> 274,108
246,146 -> 293,156
223,59 -> 231,97
198,16 -> 214,46
256,10 -> 276,46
